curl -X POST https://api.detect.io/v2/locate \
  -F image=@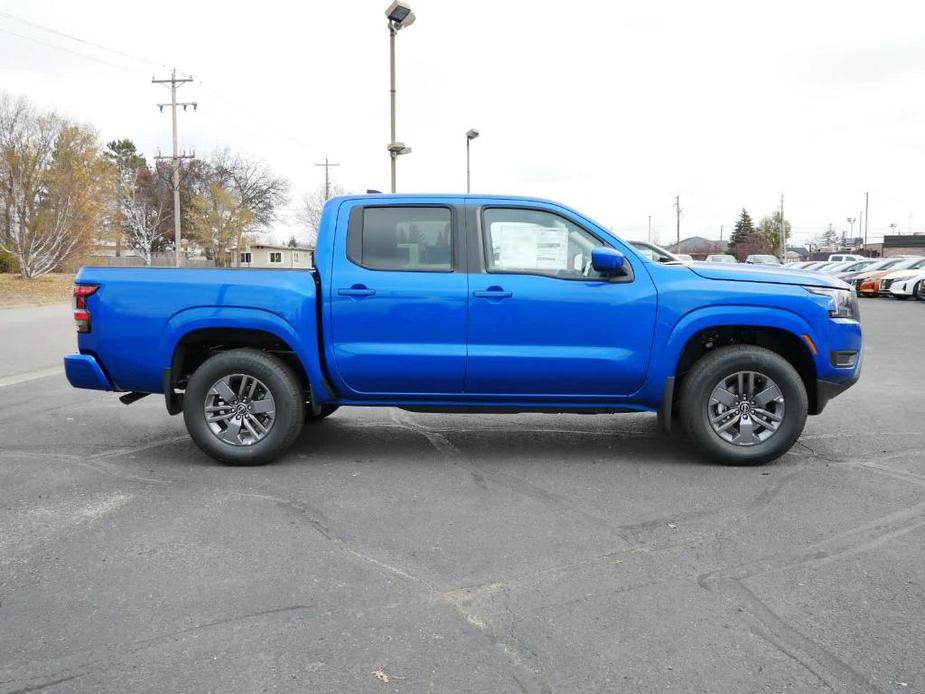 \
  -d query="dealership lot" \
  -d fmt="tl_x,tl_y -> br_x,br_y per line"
1,301 -> 923,693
